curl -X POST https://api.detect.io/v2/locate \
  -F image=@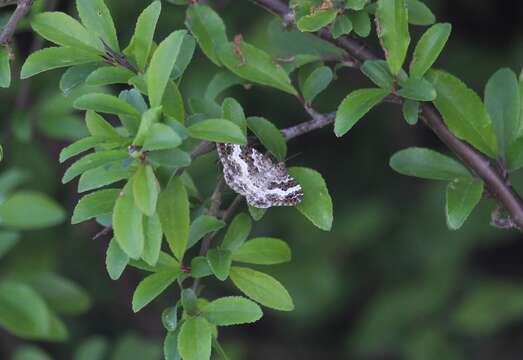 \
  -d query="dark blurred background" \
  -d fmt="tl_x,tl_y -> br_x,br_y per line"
2,0 -> 523,359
